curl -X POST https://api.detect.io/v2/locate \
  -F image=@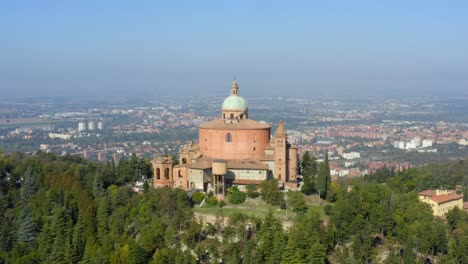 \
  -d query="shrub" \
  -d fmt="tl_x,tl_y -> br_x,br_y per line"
217,200 -> 226,208
287,191 -> 308,213
259,179 -> 283,205
192,192 -> 204,204
205,196 -> 218,206
246,184 -> 260,198
324,204 -> 333,215
229,186 -> 247,204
